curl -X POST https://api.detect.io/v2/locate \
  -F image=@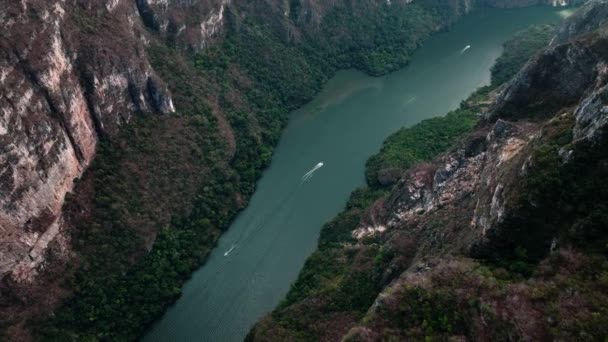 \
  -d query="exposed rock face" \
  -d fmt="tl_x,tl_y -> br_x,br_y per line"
354,117 -> 541,254
0,0 -> 175,283
574,68 -> 608,141
489,16 -> 608,121
554,0 -> 608,42
488,0 -> 608,124
136,0 -> 230,49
